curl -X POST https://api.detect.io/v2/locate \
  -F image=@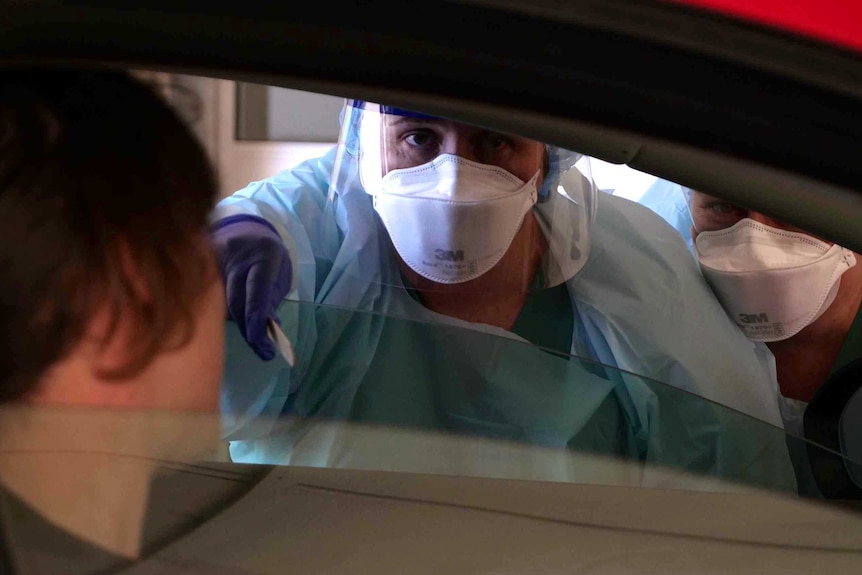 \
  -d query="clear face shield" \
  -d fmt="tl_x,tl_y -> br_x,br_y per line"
325,100 -> 597,294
